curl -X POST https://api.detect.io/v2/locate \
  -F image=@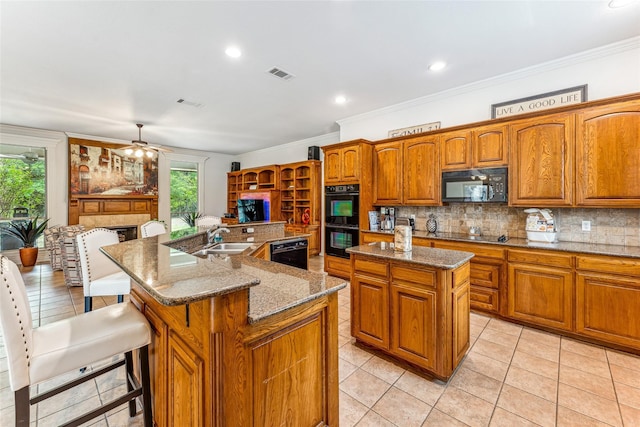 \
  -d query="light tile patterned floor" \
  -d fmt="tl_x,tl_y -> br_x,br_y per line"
2,257 -> 640,426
